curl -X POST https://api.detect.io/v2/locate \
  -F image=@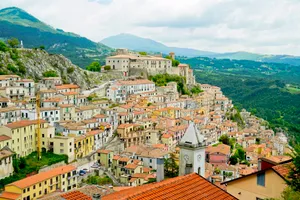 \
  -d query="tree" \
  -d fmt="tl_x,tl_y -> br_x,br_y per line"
234,148 -> 246,161
104,65 -> 111,71
7,64 -> 18,73
19,157 -> 27,169
219,134 -> 230,145
286,145 -> 300,191
165,55 -> 180,67
43,70 -> 58,77
281,187 -> 300,199
7,38 -> 19,48
255,138 -> 261,145
86,62 -> 101,72
0,41 -> 9,52
172,60 -> 180,67
164,153 -> 179,178
229,155 -> 238,165
139,52 -> 147,55
190,86 -> 203,94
